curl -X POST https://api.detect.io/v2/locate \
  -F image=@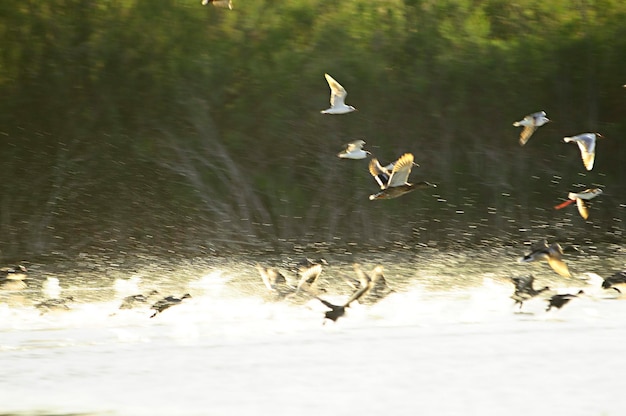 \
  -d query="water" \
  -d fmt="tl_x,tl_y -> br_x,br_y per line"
1,245 -> 625,415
